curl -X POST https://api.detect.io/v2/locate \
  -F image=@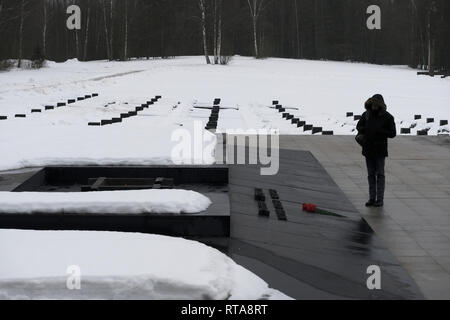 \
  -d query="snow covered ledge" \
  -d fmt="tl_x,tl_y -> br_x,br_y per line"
0,190 -> 211,215
0,230 -> 290,300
